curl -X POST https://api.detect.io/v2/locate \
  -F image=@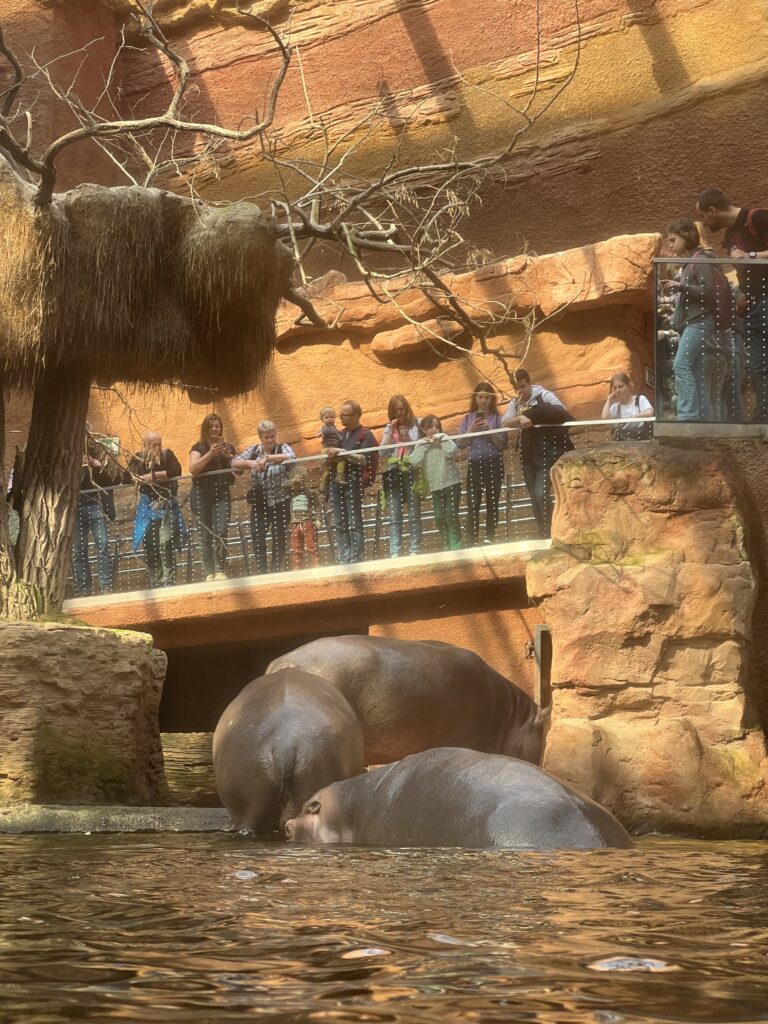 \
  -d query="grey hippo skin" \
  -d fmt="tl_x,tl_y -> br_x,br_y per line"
213,668 -> 364,837
285,747 -> 633,850
267,636 -> 547,765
